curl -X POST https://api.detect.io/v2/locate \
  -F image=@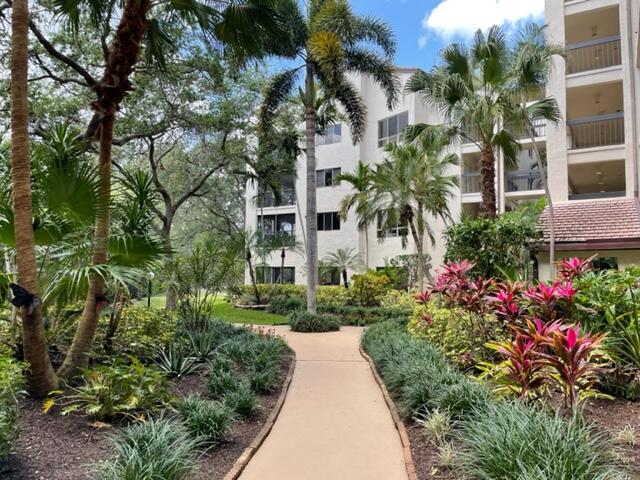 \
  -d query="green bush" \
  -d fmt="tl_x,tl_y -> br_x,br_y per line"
248,366 -> 279,394
154,346 -> 198,378
235,284 -> 306,304
287,311 -> 341,332
223,381 -> 259,418
318,304 -> 411,326
267,296 -> 305,314
316,286 -> 351,307
408,301 -> 506,367
460,401 -> 625,480
0,356 -> 25,466
380,290 -> 418,310
51,358 -> 171,420
207,368 -> 241,399
98,416 -> 201,480
349,273 -> 393,307
177,395 -> 235,445
110,307 -> 177,361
